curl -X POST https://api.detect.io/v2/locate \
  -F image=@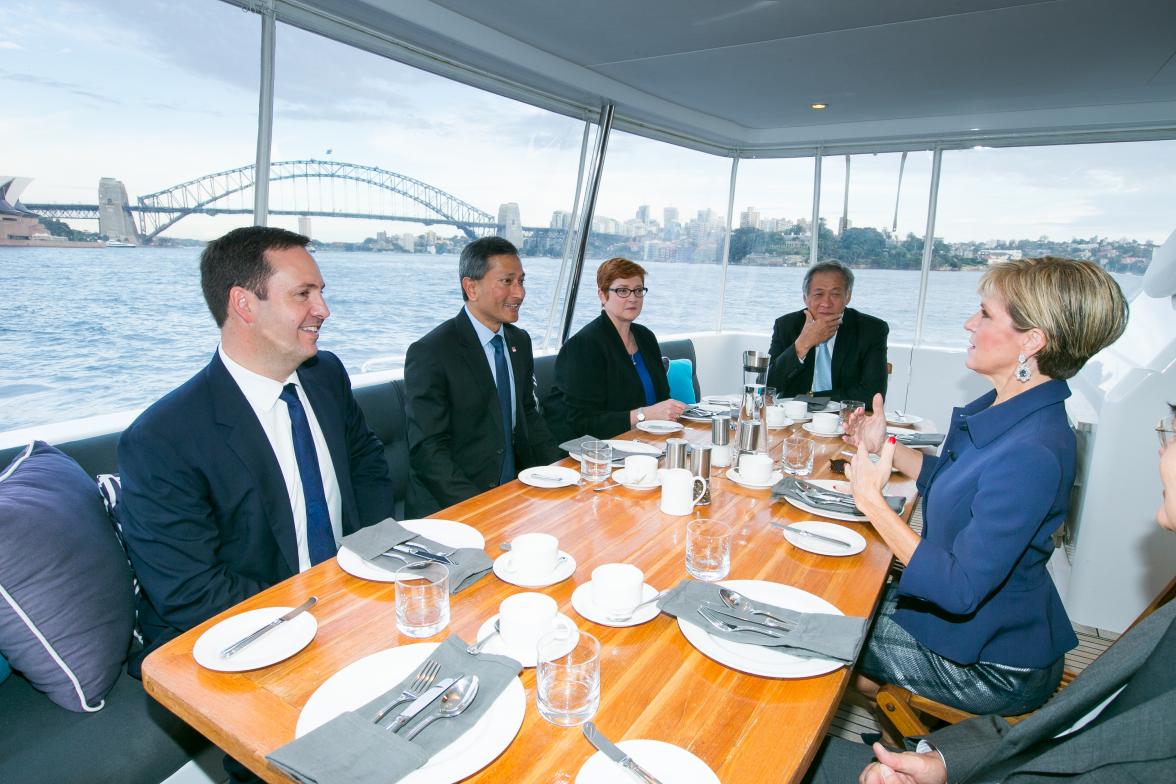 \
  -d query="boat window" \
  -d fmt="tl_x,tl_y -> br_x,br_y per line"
563,130 -> 732,340
923,140 -> 1176,348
